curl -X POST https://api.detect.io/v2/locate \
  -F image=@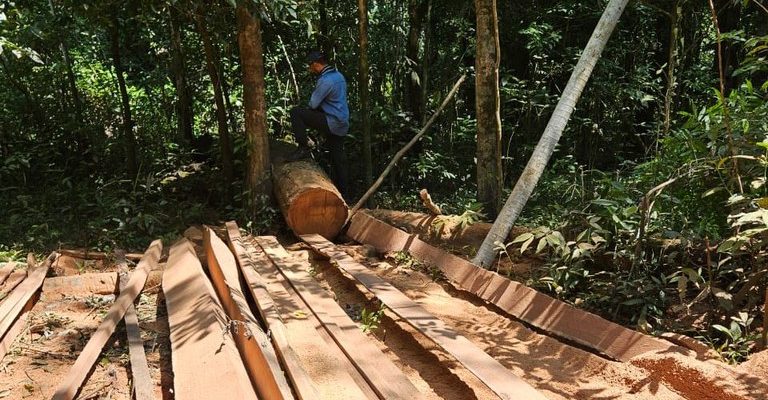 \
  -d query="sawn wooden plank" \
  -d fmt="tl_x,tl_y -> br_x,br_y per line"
203,227 -> 293,400
302,234 -> 547,400
225,222 -> 320,400
241,236 -> 376,400
255,236 -> 422,400
119,273 -> 155,400
162,238 -> 258,400
347,211 -> 676,362
52,242 -> 161,400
